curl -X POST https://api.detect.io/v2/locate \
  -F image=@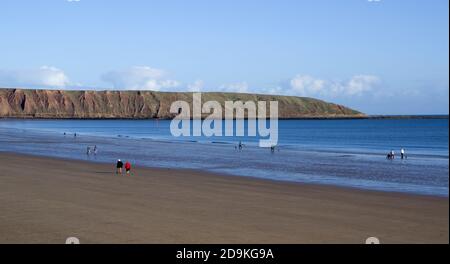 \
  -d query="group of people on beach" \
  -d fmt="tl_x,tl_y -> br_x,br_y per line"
69,132 -> 132,176
63,132 -> 77,138
86,145 -> 98,156
237,140 -> 407,159
116,159 -> 132,175
387,148 -> 407,160
86,146 -> 133,176
235,141 -> 279,153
